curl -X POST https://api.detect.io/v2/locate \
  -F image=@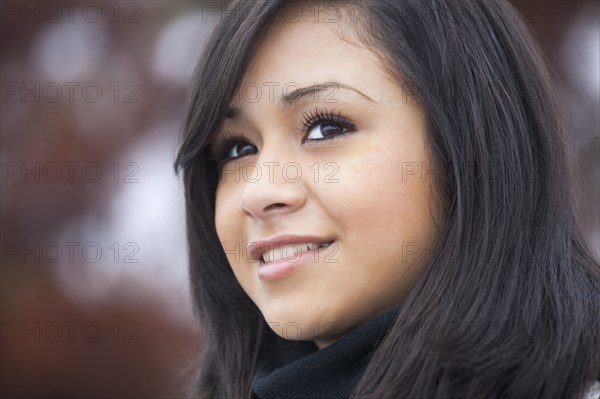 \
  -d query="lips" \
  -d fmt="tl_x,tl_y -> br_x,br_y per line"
261,242 -> 334,263
248,235 -> 335,263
